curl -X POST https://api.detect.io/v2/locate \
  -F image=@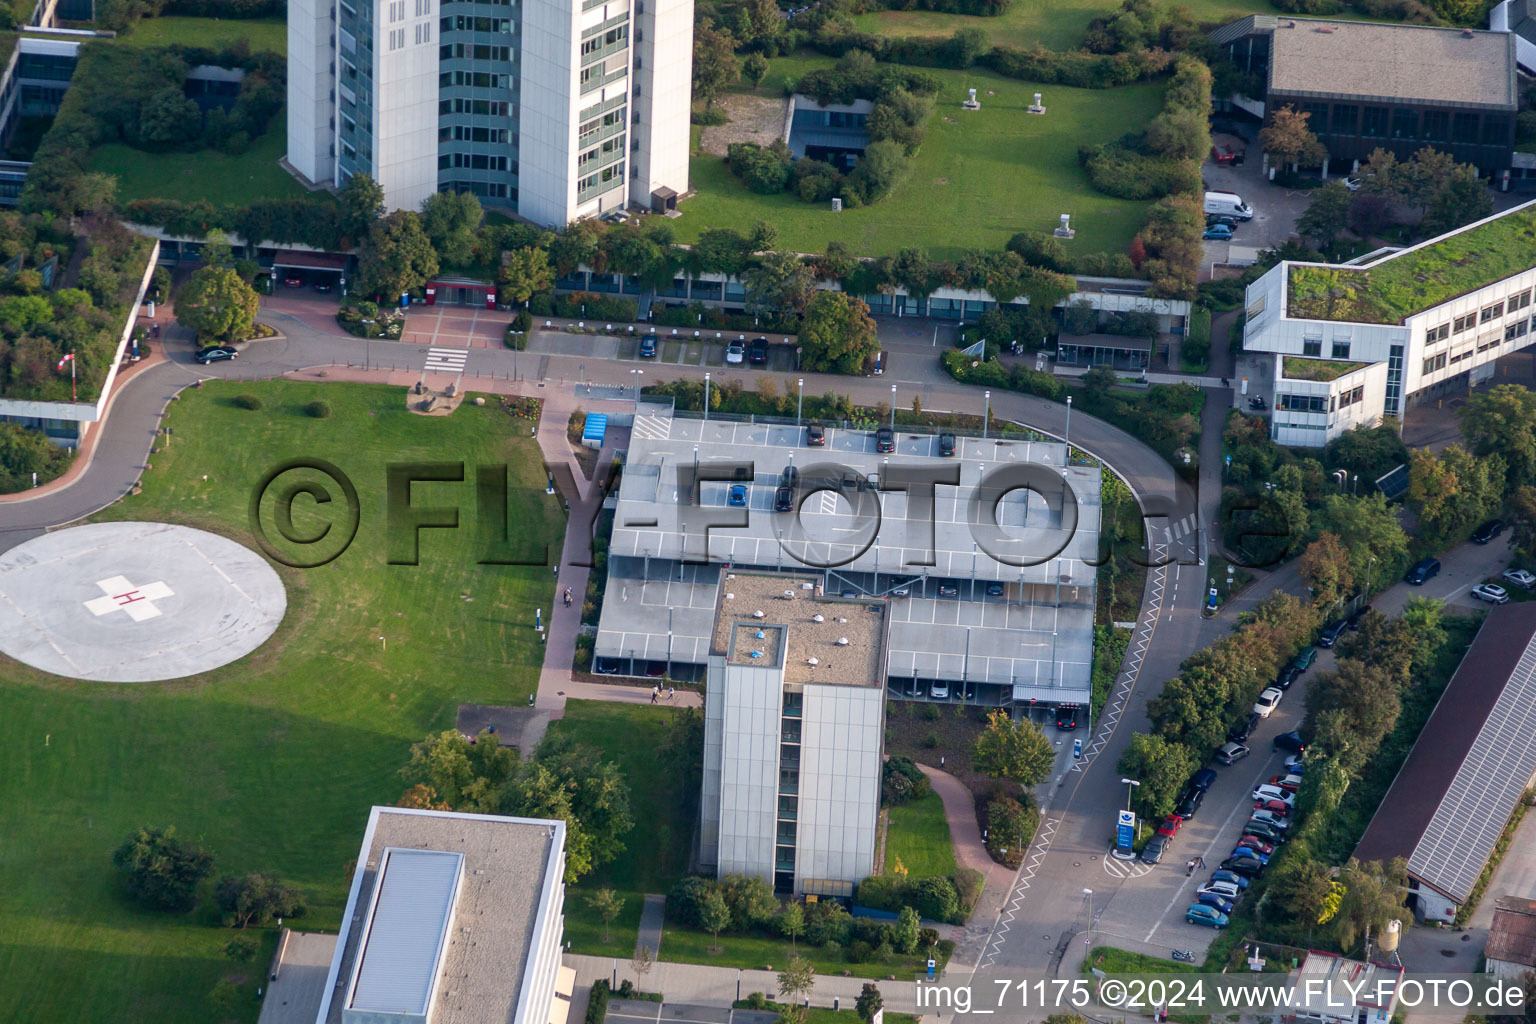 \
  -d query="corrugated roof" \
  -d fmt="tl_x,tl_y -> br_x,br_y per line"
1354,603 -> 1536,902
1487,896 -> 1536,967
583,413 -> 608,442
348,848 -> 464,1015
